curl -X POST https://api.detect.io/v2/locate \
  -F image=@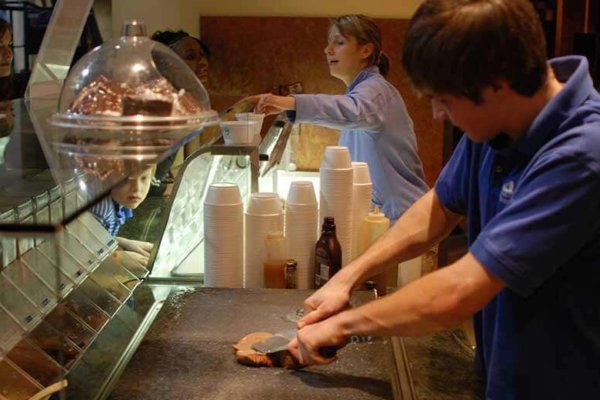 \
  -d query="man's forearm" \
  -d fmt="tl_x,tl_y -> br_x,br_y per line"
340,189 -> 462,289
333,253 -> 505,338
